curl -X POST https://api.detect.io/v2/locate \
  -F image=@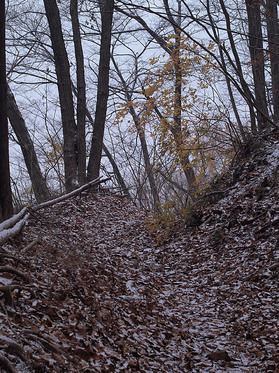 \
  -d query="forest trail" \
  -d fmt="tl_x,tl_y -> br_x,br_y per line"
1,140 -> 279,372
